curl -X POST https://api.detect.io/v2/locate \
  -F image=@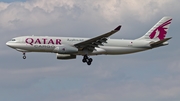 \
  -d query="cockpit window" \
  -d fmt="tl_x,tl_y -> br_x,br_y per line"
11,39 -> 16,41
